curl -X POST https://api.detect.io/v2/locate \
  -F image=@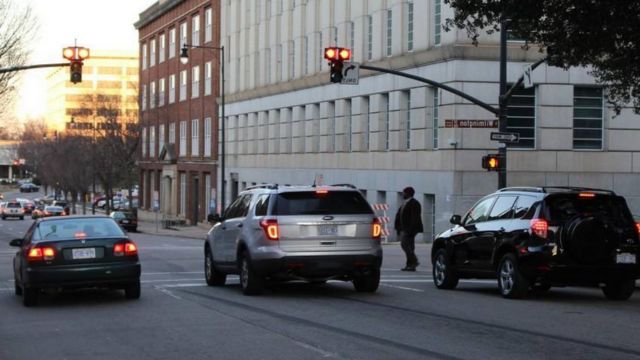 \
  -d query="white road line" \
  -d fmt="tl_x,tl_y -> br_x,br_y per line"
153,285 -> 183,300
380,283 -> 424,292
141,278 -> 208,283
292,339 -> 340,358
143,271 -> 202,276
